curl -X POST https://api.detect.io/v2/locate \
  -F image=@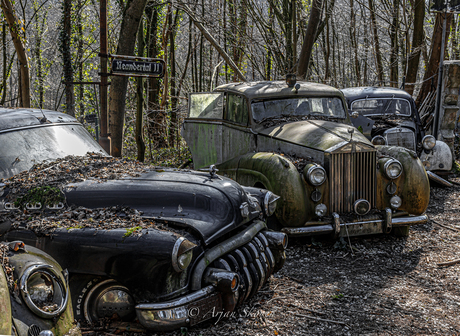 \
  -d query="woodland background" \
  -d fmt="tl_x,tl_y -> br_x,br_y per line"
0,0 -> 458,161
